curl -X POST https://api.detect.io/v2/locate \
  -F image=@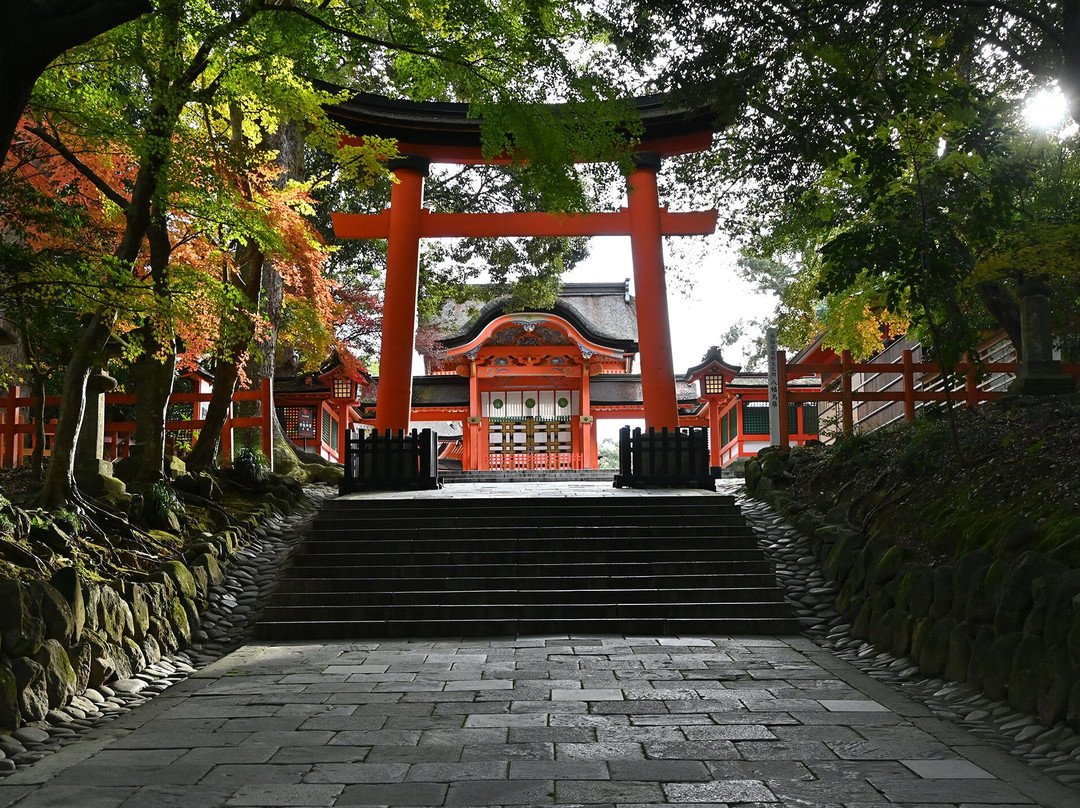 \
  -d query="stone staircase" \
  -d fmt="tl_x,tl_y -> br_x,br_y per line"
439,469 -> 616,484
255,495 -> 798,639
